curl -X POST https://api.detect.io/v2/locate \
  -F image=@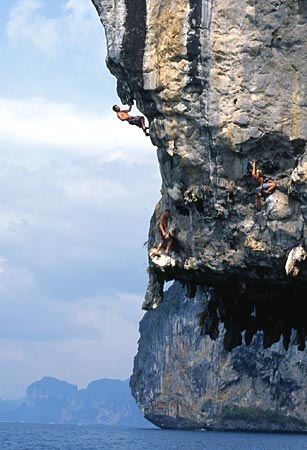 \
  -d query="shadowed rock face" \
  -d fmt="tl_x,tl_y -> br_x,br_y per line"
130,283 -> 307,431
93,0 -> 307,350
